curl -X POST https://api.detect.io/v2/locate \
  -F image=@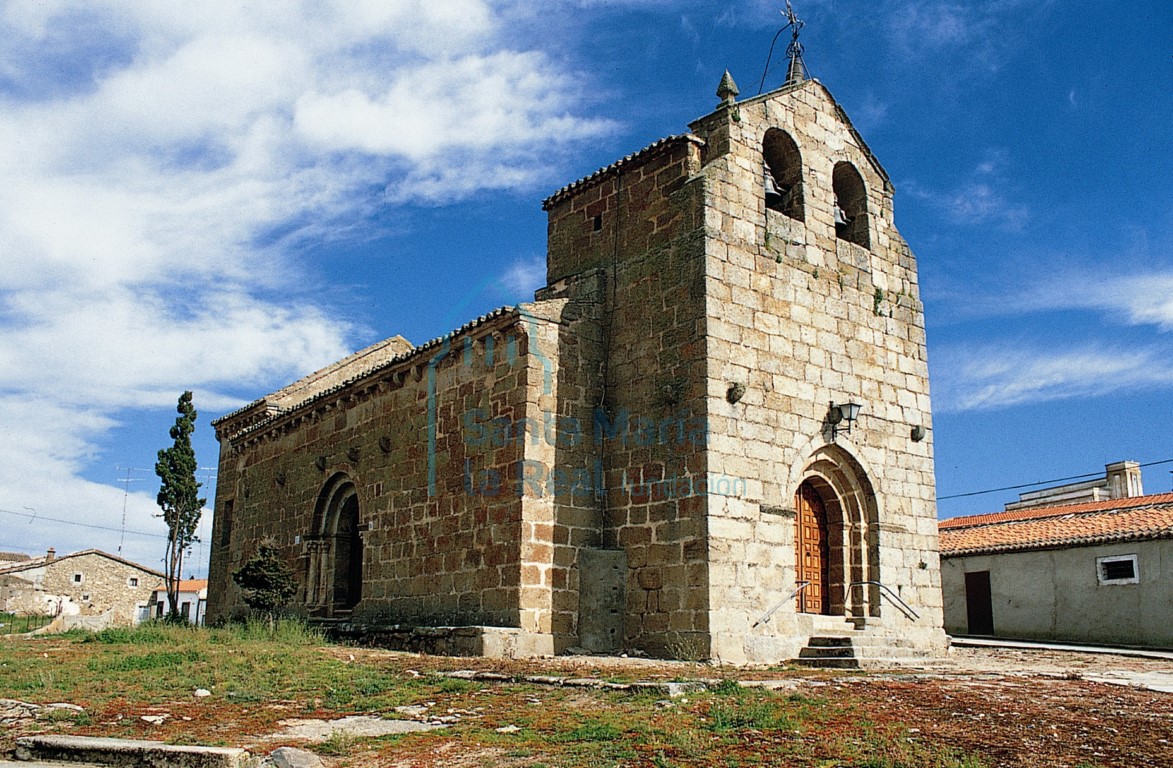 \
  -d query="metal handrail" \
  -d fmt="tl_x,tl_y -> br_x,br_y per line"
752,581 -> 810,628
850,580 -> 920,621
